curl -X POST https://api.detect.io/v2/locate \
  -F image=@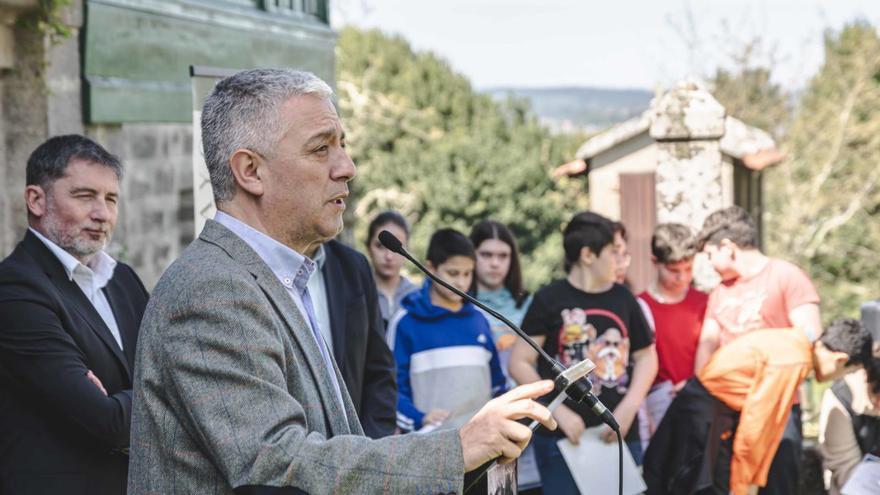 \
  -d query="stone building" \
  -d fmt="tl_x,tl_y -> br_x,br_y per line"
0,0 -> 334,287
554,81 -> 784,293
